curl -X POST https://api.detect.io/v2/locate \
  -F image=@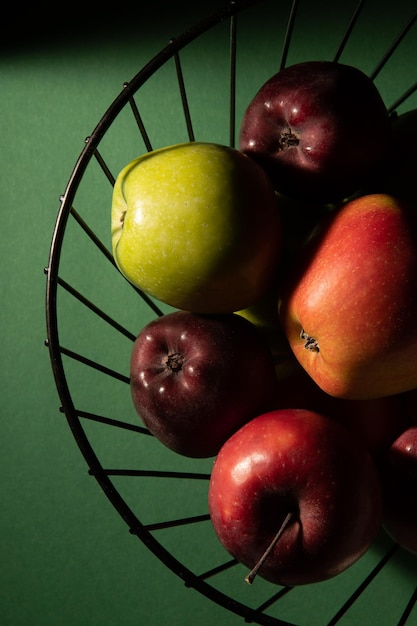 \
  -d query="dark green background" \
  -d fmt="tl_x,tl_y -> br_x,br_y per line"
2,2 -> 417,625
